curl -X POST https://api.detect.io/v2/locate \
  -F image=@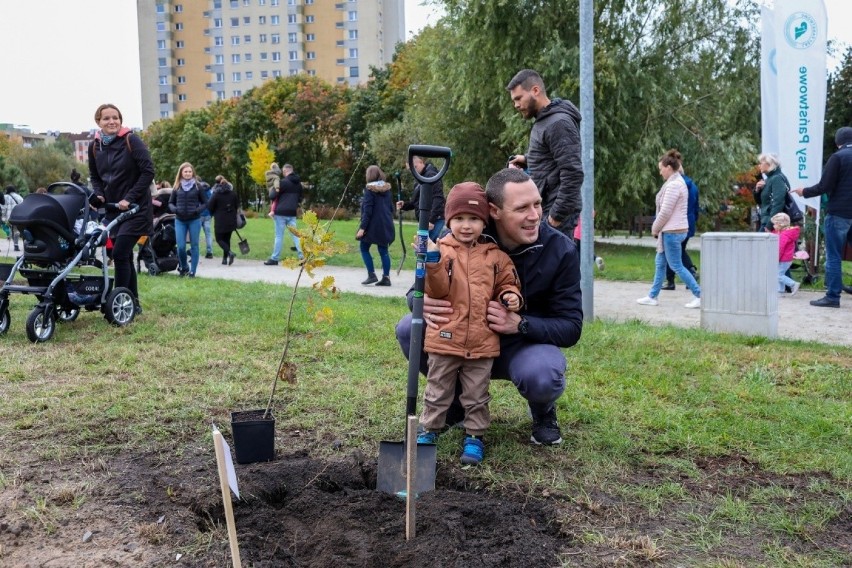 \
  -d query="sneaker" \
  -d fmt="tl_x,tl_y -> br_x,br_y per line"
417,431 -> 438,445
14,245 -> 20,252
685,297 -> 701,309
637,296 -> 659,306
460,436 -> 484,465
661,283 -> 676,291
595,256 -> 605,271
375,275 -> 391,286
264,259 -> 279,266
790,282 -> 800,296
205,252 -> 213,259
810,296 -> 839,308
531,407 -> 563,446
361,274 -> 378,285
